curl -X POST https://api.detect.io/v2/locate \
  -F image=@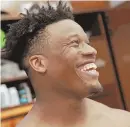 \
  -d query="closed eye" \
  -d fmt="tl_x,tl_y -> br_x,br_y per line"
71,40 -> 80,47
72,40 -> 79,44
